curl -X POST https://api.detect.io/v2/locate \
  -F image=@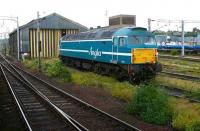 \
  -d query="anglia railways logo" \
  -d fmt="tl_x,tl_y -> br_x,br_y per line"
88,47 -> 102,59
